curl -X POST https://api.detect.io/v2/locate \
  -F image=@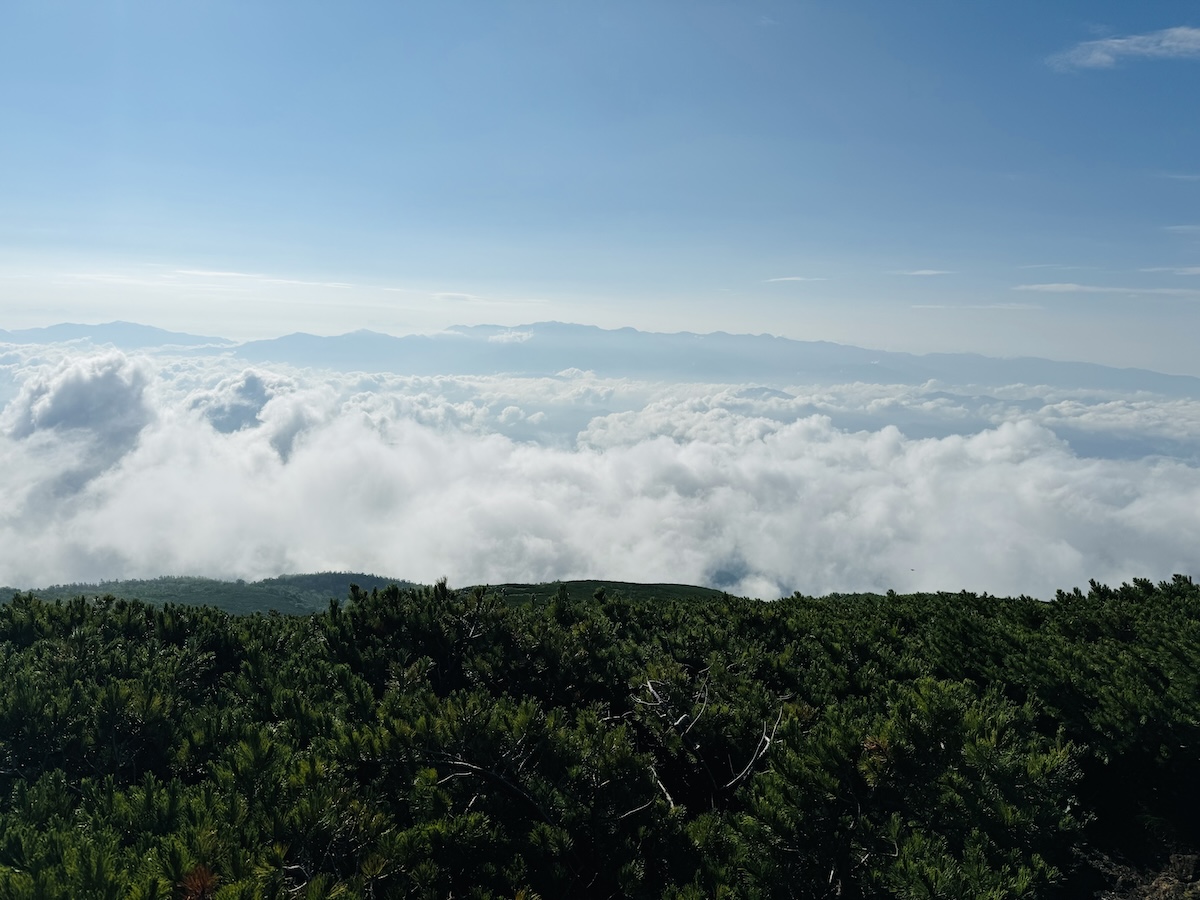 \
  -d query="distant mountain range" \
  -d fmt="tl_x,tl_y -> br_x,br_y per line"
3,319 -> 1198,396
0,320 -> 232,348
